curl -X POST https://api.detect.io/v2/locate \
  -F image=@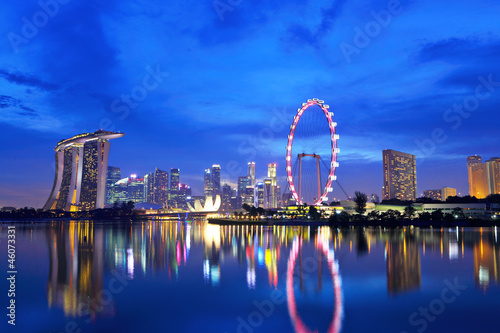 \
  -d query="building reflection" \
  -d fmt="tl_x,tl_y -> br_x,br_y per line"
473,229 -> 500,290
46,222 -> 105,318
43,219 -> 500,321
386,233 -> 421,294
